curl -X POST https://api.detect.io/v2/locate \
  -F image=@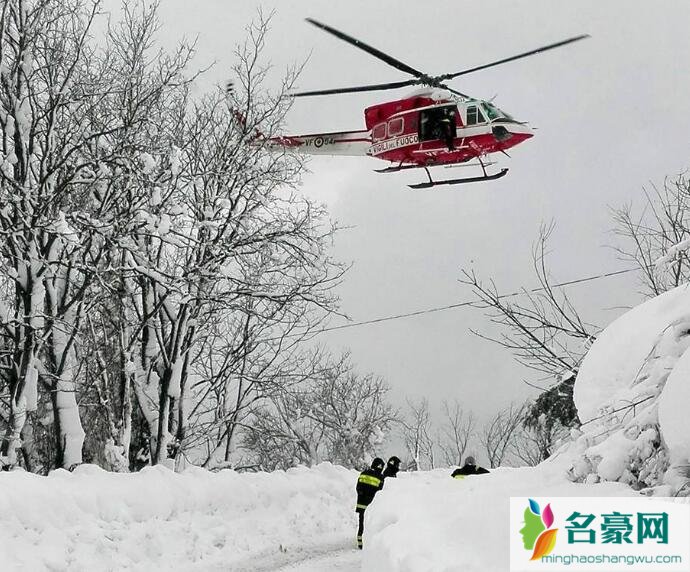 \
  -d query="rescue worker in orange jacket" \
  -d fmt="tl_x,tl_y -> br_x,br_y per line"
451,455 -> 490,479
355,457 -> 385,549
